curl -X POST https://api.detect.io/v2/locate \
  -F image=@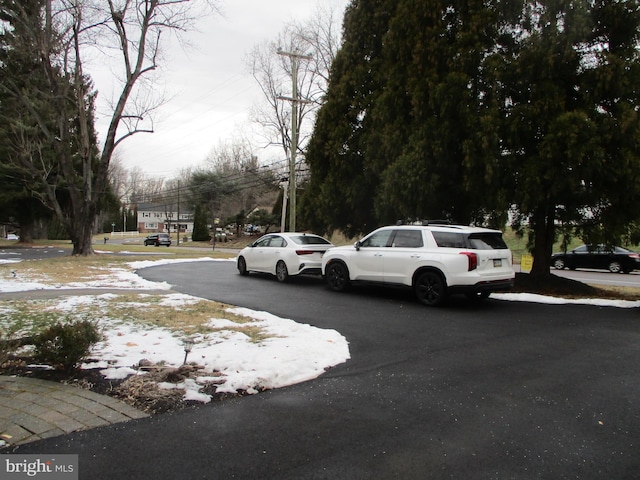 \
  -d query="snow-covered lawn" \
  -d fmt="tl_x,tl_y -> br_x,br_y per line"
0,257 -> 350,403
1,255 -> 638,404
